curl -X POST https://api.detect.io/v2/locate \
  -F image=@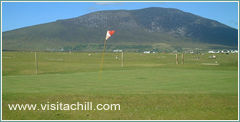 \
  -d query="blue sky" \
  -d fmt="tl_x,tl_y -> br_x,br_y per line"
2,2 -> 238,32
